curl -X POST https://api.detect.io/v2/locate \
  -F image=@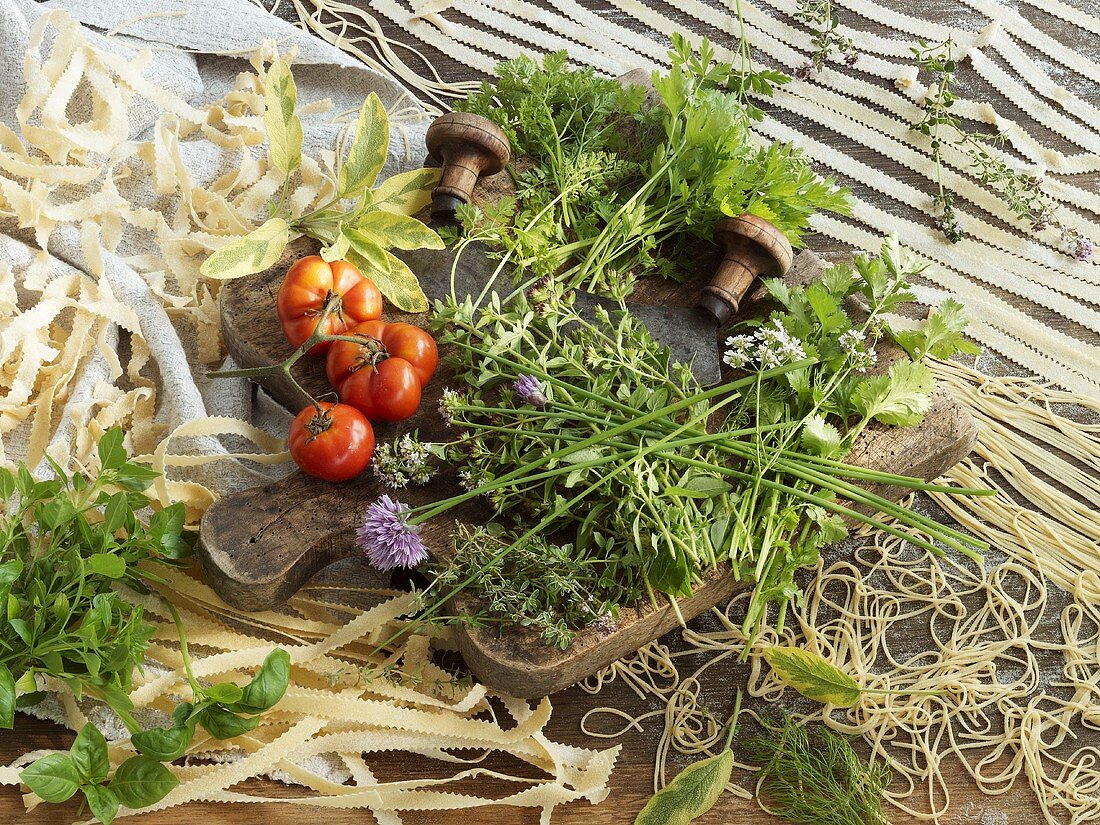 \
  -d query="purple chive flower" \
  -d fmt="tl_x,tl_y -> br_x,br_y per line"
356,496 -> 427,570
513,374 -> 548,407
